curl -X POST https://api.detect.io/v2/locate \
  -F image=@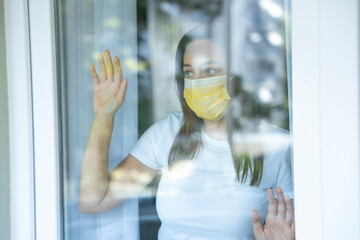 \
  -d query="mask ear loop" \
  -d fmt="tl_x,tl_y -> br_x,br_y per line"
227,75 -> 235,98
